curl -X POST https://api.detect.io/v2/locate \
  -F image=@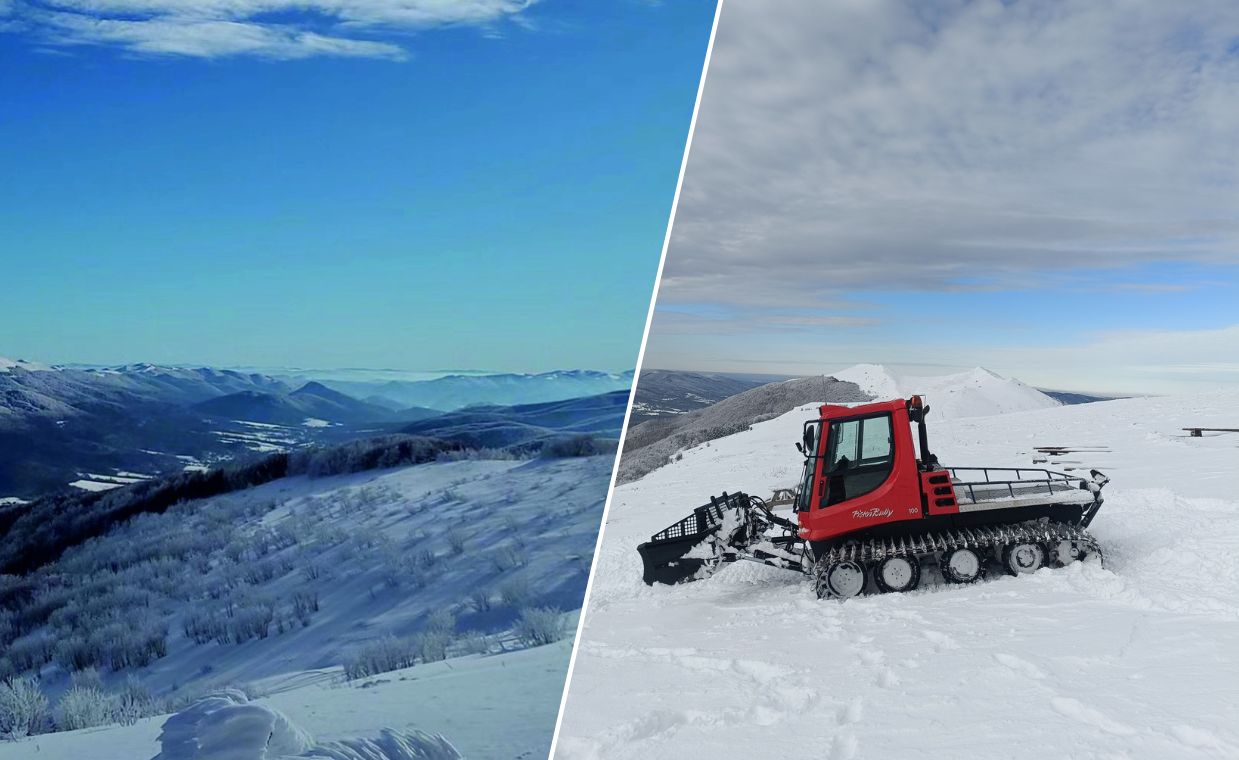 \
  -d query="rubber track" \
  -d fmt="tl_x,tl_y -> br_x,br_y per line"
818,521 -> 1103,567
